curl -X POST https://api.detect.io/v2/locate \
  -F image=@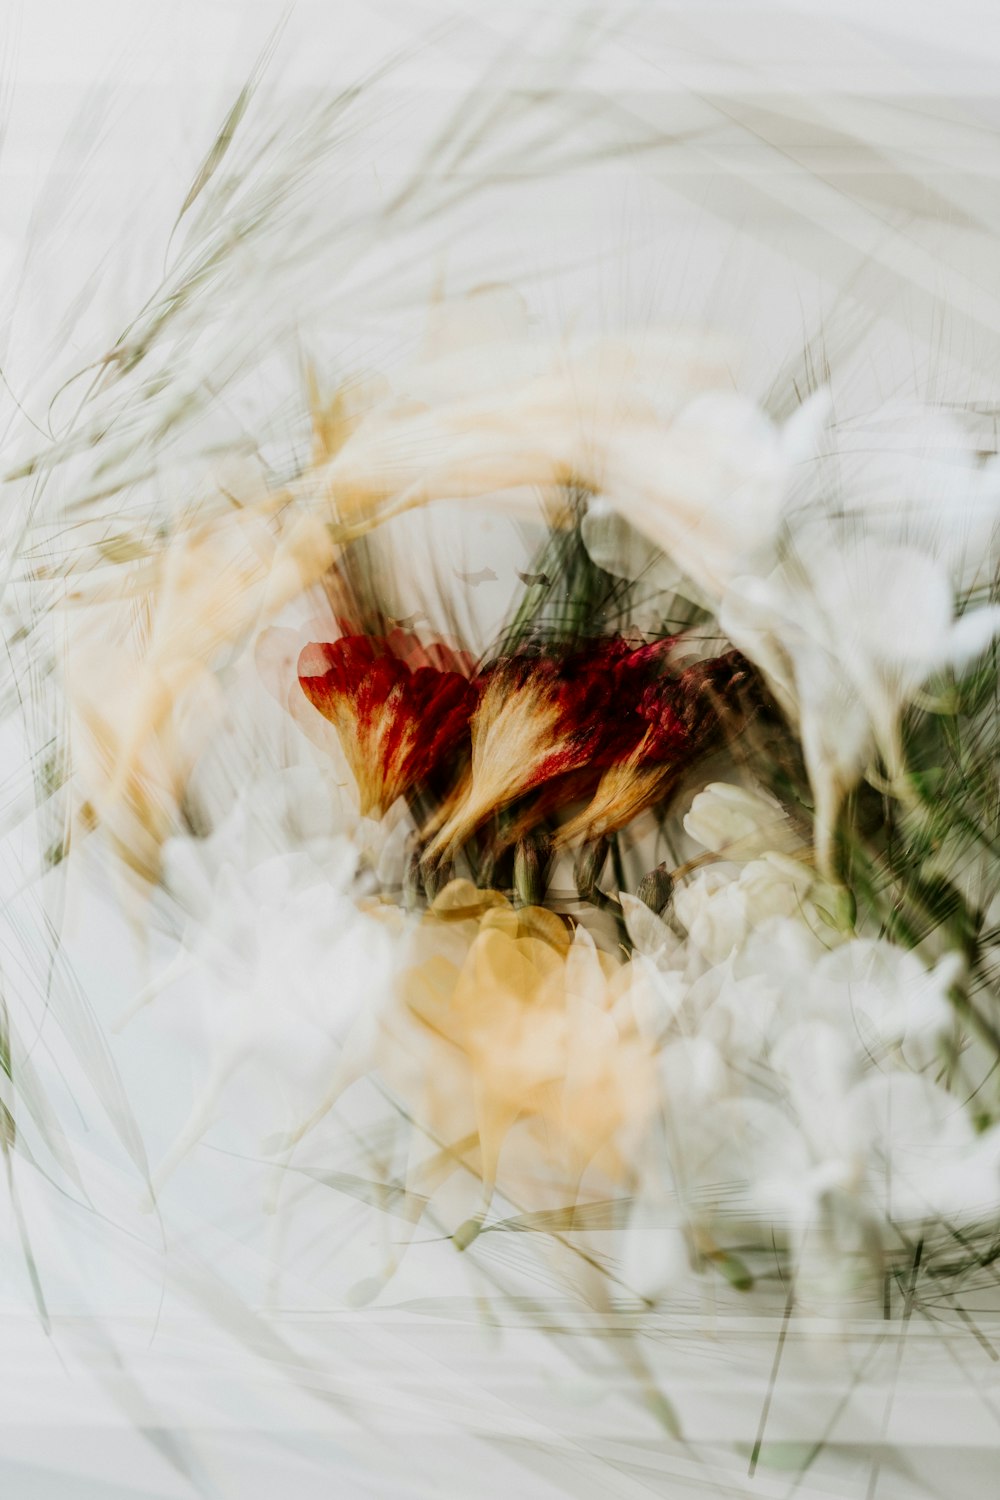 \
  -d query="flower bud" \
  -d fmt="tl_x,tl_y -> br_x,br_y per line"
513,836 -> 549,906
636,863 -> 674,916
